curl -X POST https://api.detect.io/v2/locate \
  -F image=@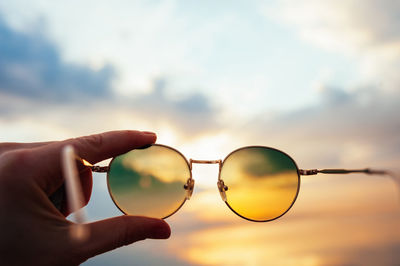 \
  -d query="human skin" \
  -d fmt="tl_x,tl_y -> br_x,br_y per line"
0,130 -> 171,265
